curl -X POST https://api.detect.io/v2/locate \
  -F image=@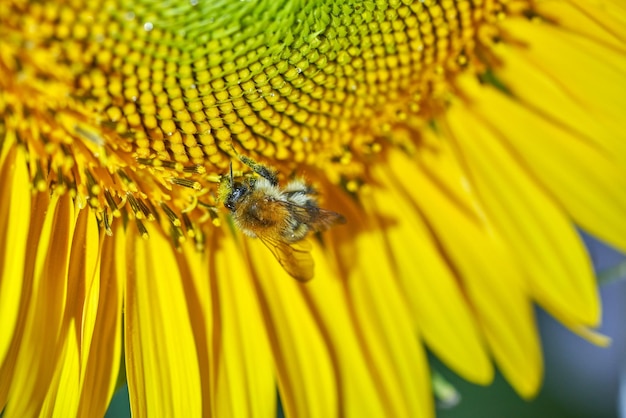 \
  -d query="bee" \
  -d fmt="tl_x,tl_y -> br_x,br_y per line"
218,154 -> 345,281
